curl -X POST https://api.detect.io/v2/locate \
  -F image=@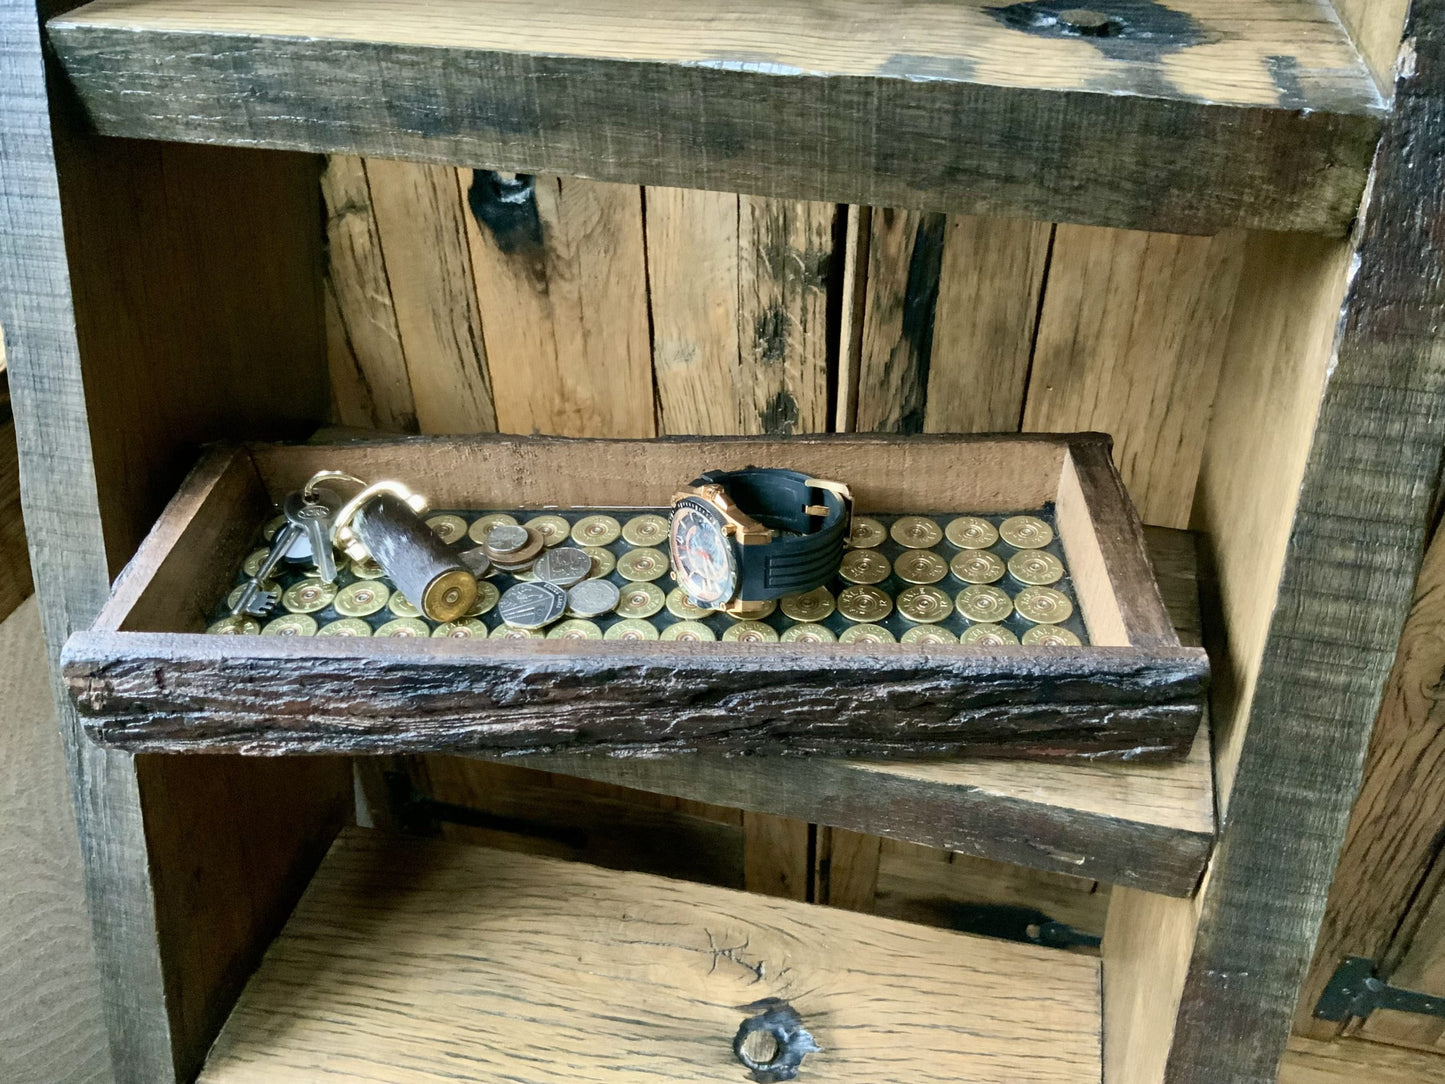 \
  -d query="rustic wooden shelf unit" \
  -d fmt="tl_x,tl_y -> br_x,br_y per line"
3,0 -> 1442,1082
